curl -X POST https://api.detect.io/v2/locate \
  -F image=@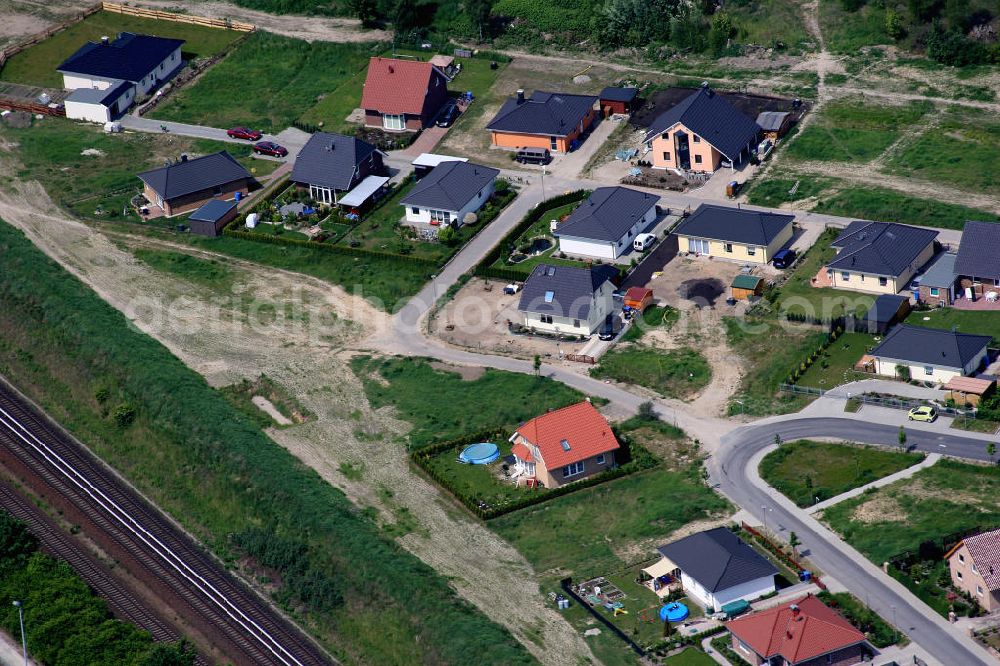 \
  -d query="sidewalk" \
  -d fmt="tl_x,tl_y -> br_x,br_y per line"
825,378 -> 947,401
806,453 -> 941,514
